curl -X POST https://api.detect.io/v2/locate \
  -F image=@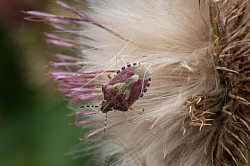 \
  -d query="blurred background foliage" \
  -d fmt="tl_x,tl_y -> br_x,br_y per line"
0,0 -> 88,166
